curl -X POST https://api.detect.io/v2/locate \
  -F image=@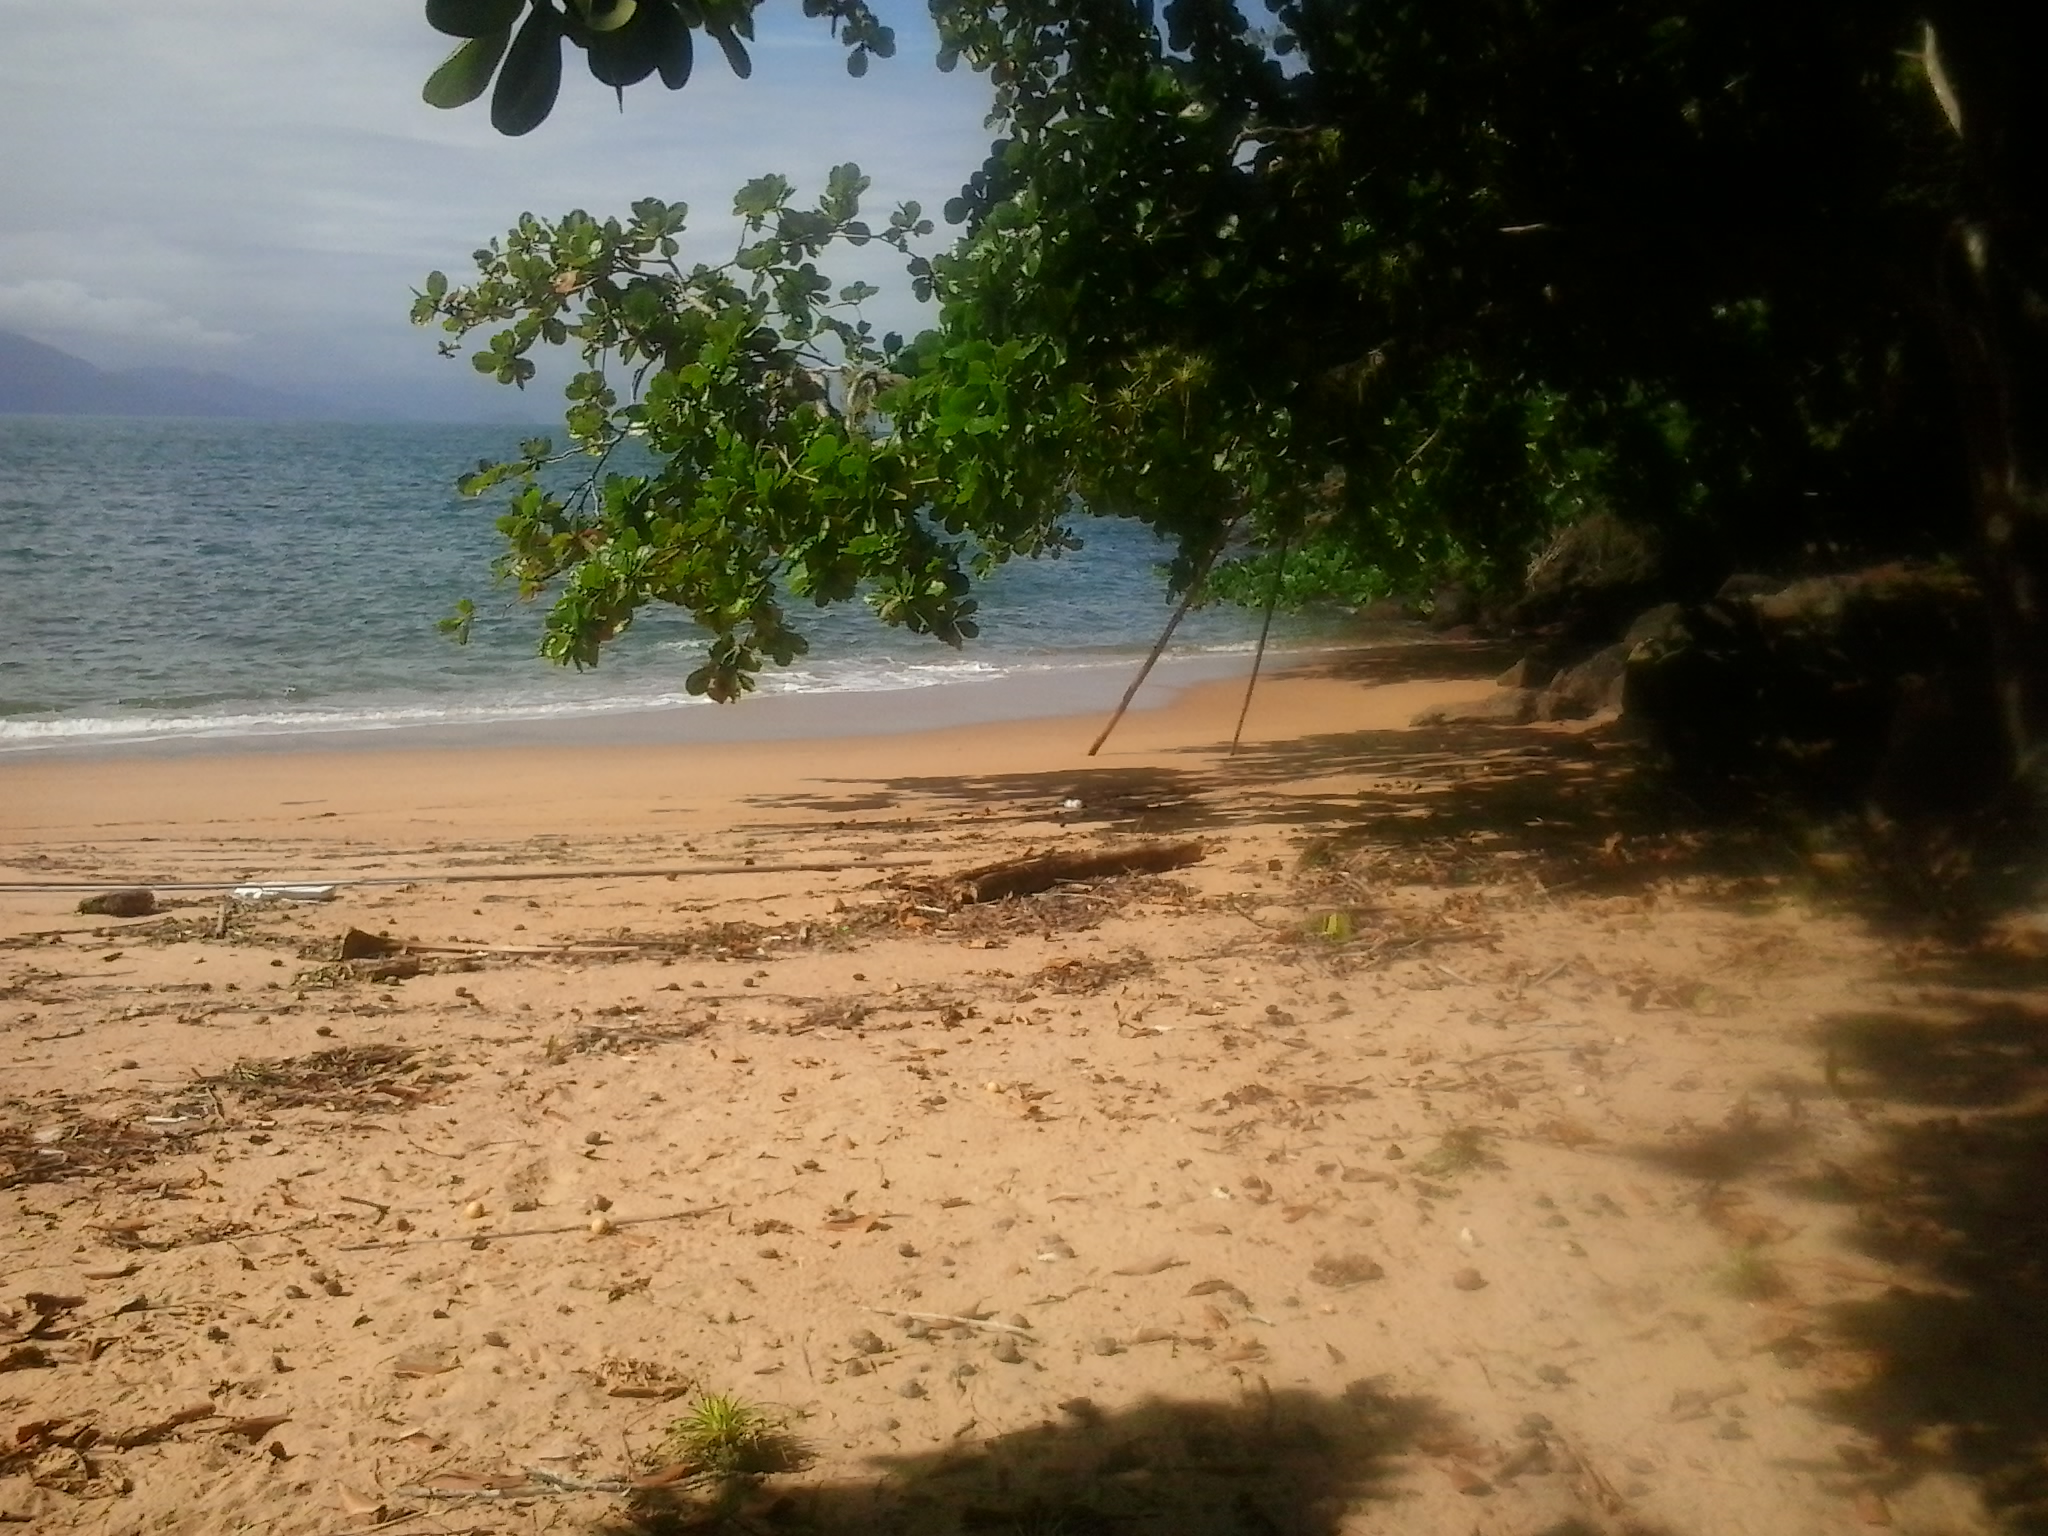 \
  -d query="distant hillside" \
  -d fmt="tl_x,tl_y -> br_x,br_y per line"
0,330 -> 329,419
